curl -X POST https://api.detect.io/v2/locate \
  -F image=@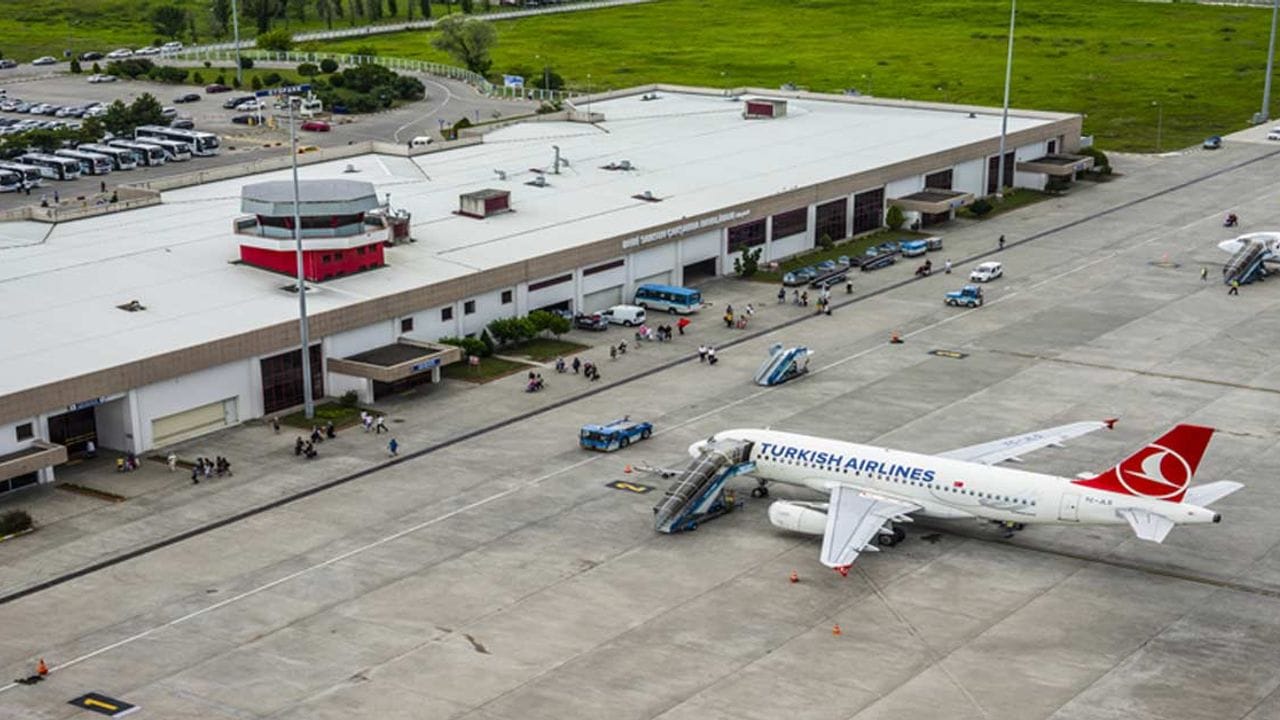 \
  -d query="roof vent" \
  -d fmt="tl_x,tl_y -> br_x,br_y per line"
640,92 -> 660,102
743,98 -> 787,120
117,299 -> 146,312
601,160 -> 634,171
343,163 -> 359,173
526,174 -> 549,188
633,190 -> 661,203
458,188 -> 511,218
494,169 -> 508,181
